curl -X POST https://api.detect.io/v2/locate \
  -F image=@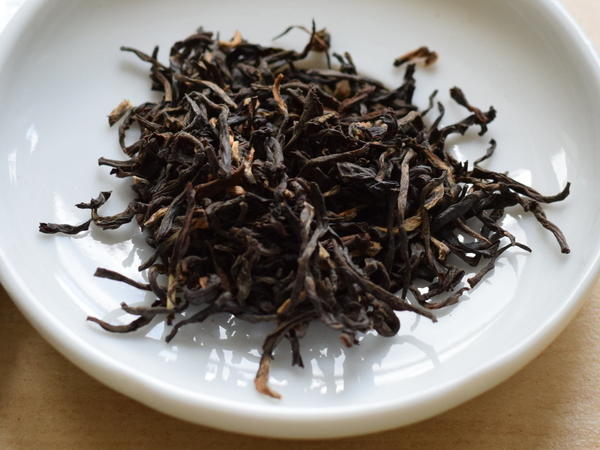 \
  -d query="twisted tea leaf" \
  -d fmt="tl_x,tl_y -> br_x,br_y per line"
40,24 -> 570,398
